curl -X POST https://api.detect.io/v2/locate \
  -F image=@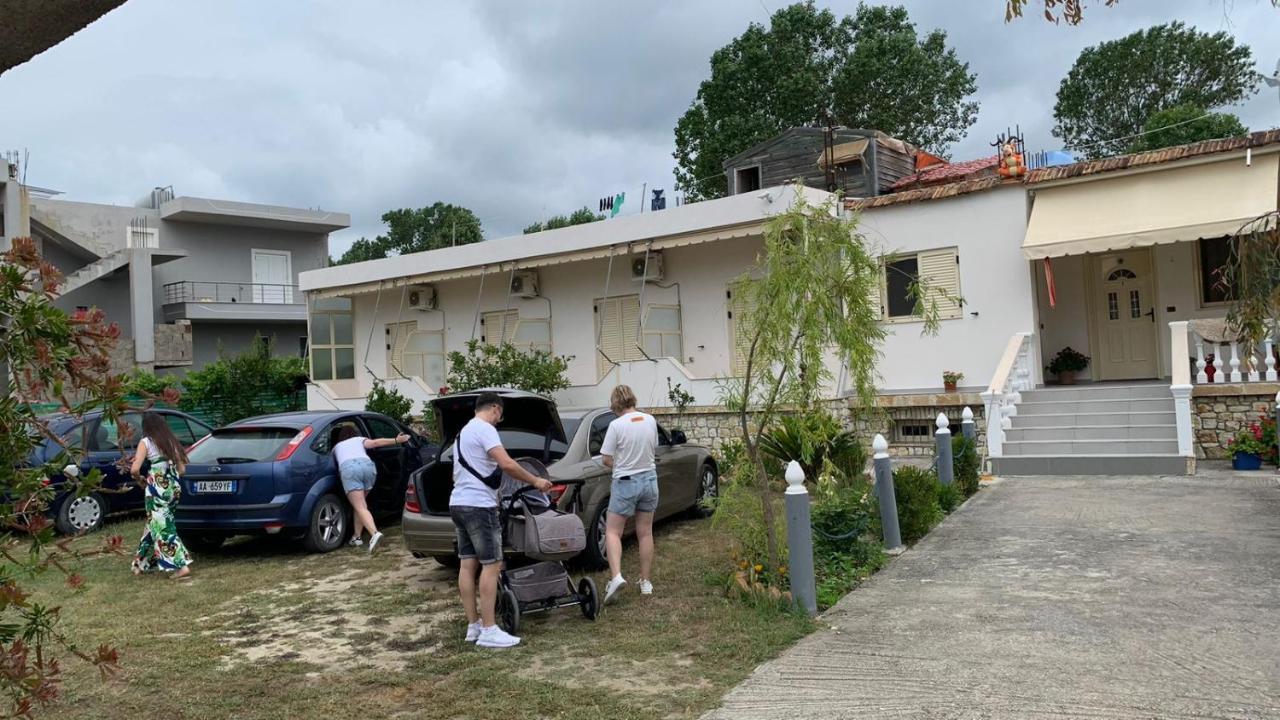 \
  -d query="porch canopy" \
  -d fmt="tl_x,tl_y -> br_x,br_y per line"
1022,152 -> 1279,260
